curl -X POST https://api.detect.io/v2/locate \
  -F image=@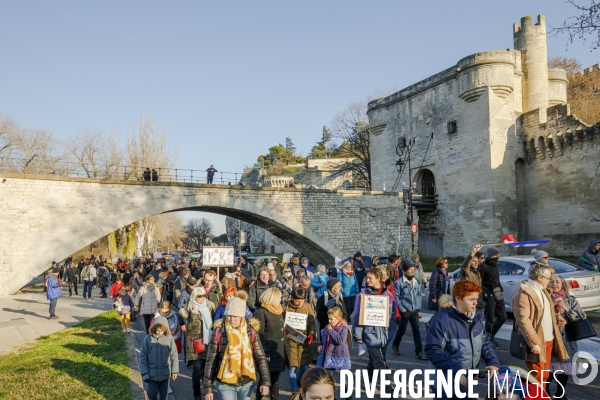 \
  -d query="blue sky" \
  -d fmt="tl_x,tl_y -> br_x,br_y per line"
1,1 -> 597,235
